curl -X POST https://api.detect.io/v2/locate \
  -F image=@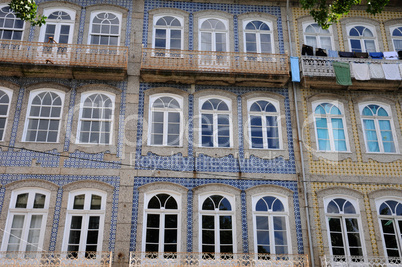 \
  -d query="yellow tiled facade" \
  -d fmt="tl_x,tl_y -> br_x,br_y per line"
301,88 -> 402,177
292,8 -> 402,56
311,182 -> 402,257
